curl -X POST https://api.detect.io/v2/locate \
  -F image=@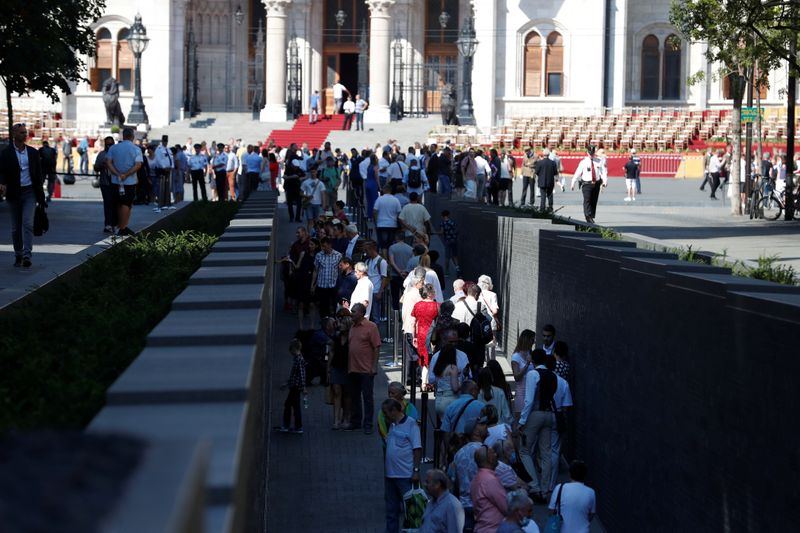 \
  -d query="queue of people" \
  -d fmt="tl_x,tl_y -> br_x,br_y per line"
275,166 -> 595,532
